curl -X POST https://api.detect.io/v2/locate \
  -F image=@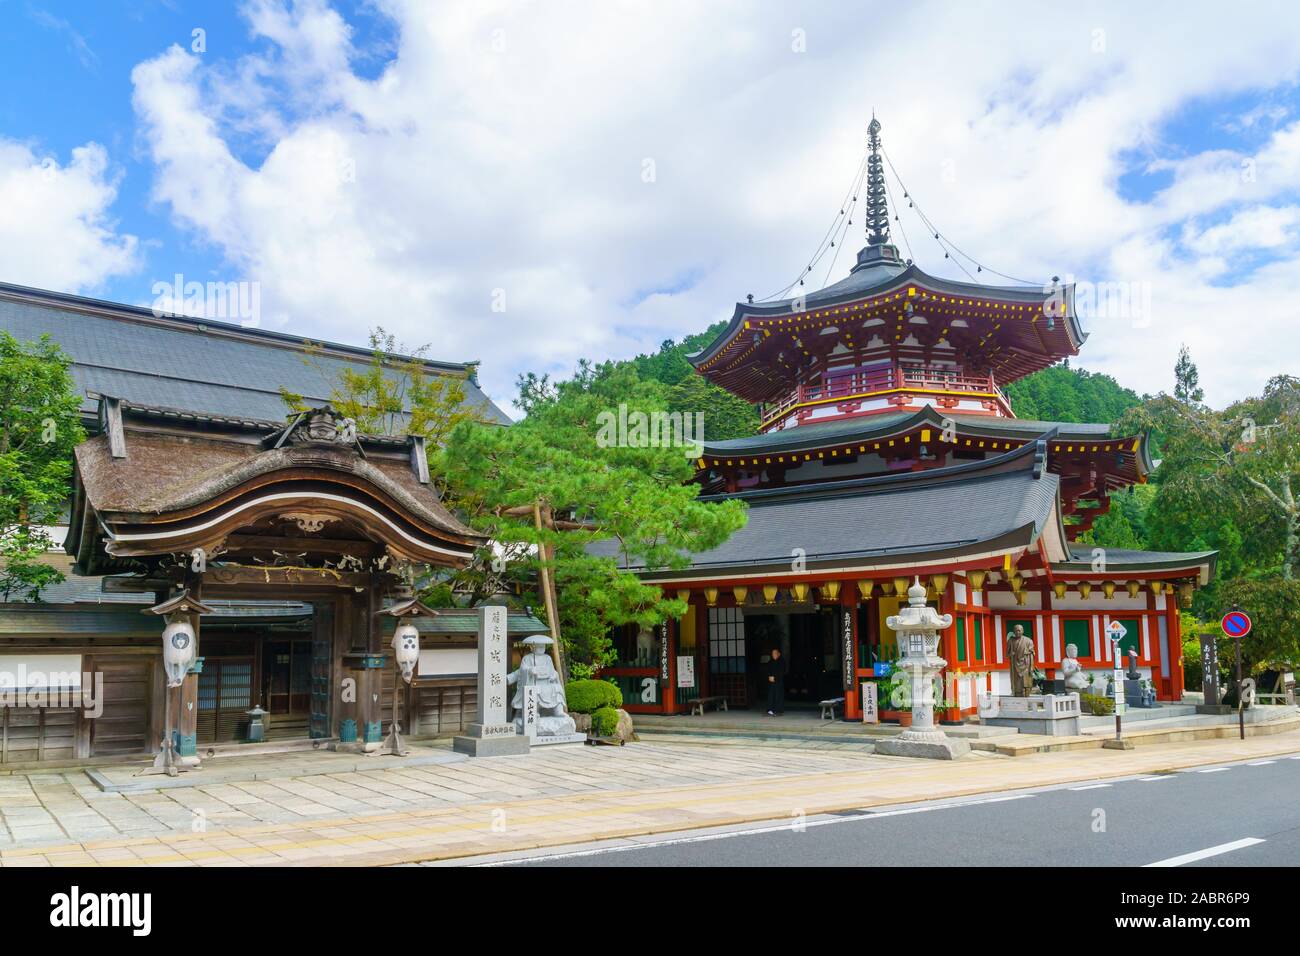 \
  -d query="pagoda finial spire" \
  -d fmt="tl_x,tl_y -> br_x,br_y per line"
865,114 -> 890,247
